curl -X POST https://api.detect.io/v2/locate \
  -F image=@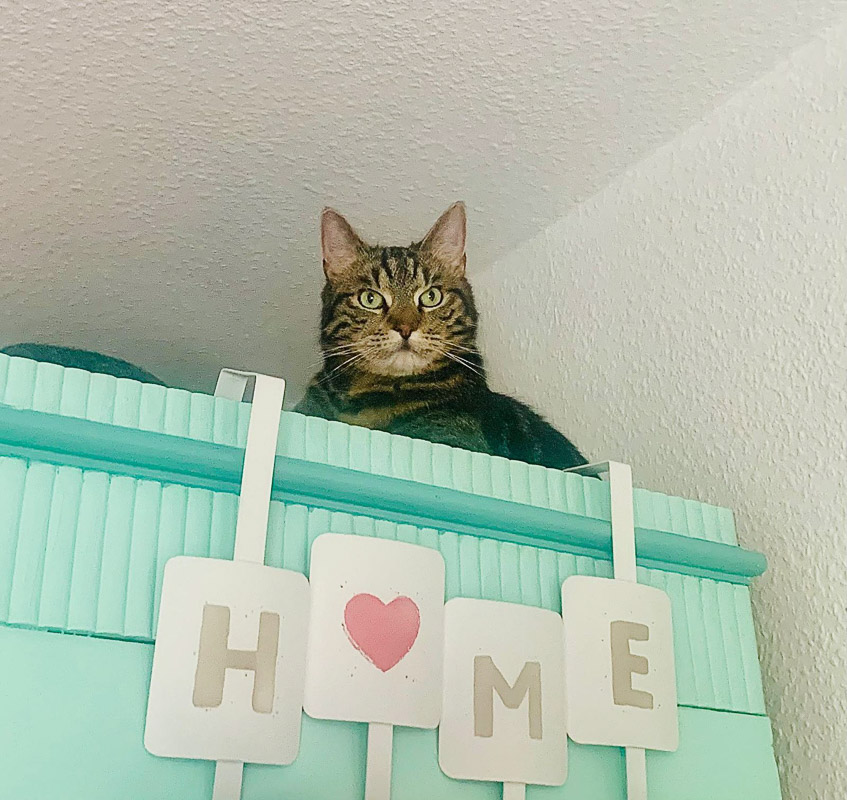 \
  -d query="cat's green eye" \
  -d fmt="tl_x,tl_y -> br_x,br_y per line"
358,289 -> 386,310
419,287 -> 443,308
